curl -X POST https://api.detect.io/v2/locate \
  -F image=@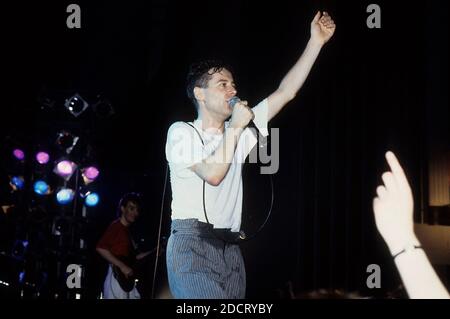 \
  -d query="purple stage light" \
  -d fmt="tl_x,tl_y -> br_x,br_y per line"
84,166 -> 99,180
13,149 -> 25,160
36,152 -> 50,164
56,160 -> 74,176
